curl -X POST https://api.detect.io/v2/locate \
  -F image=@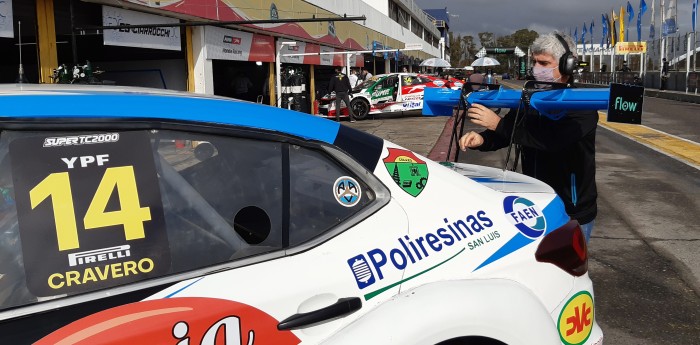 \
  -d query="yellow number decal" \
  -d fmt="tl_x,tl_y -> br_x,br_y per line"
30,172 -> 79,251
29,166 -> 152,251
84,166 -> 151,241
